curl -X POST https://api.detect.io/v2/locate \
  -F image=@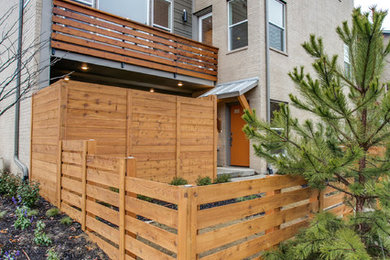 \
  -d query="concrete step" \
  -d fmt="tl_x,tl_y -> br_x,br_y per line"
217,167 -> 256,178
